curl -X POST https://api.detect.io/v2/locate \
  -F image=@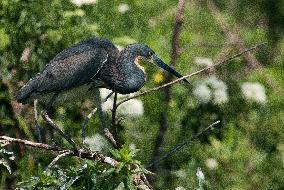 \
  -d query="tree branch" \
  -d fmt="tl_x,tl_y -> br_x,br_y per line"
48,150 -> 72,168
0,136 -> 119,167
148,120 -> 221,169
41,110 -> 78,150
117,43 -> 266,107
